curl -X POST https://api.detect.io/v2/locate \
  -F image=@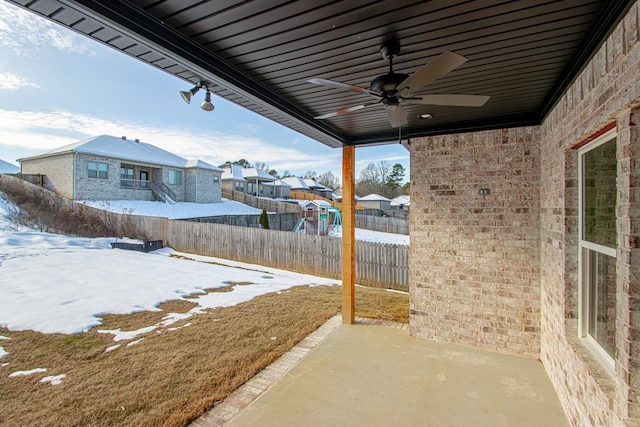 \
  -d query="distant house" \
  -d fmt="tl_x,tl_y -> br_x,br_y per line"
304,179 -> 334,199
281,176 -> 333,198
357,193 -> 391,210
221,165 -> 284,198
390,195 -> 410,211
221,164 -> 247,193
264,179 -> 291,199
18,135 -> 223,203
0,159 -> 19,174
280,176 -> 310,193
